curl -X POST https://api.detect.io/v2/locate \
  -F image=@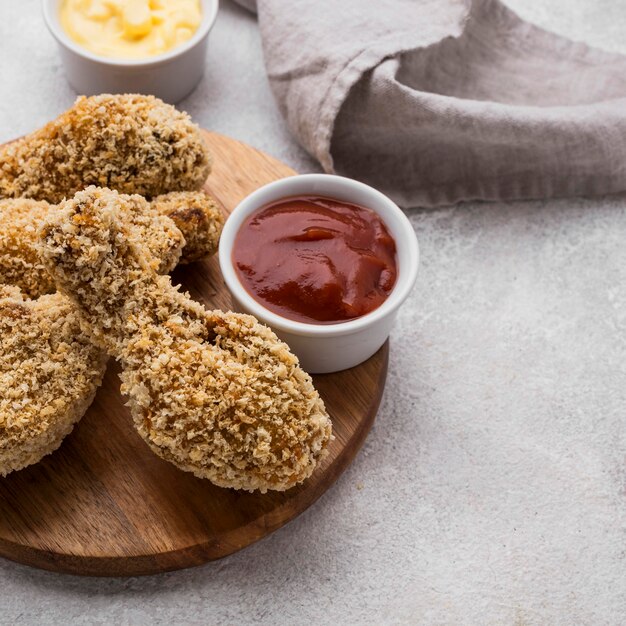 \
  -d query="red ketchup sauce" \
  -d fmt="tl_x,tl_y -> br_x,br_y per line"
232,196 -> 397,324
